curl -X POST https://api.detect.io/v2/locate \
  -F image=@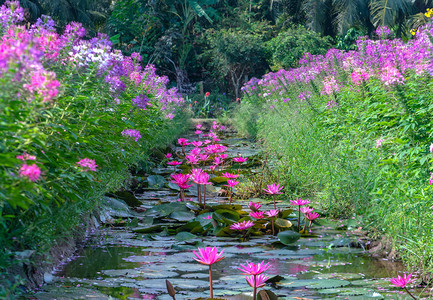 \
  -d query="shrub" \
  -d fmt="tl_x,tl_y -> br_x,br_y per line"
0,1 -> 187,292
235,24 -> 433,273
265,25 -> 333,70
